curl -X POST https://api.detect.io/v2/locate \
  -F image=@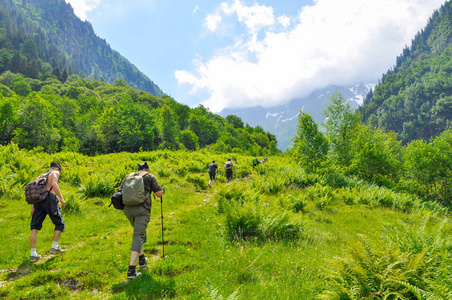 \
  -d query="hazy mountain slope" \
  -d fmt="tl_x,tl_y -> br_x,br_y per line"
220,84 -> 372,150
0,0 -> 162,96
359,0 -> 452,143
